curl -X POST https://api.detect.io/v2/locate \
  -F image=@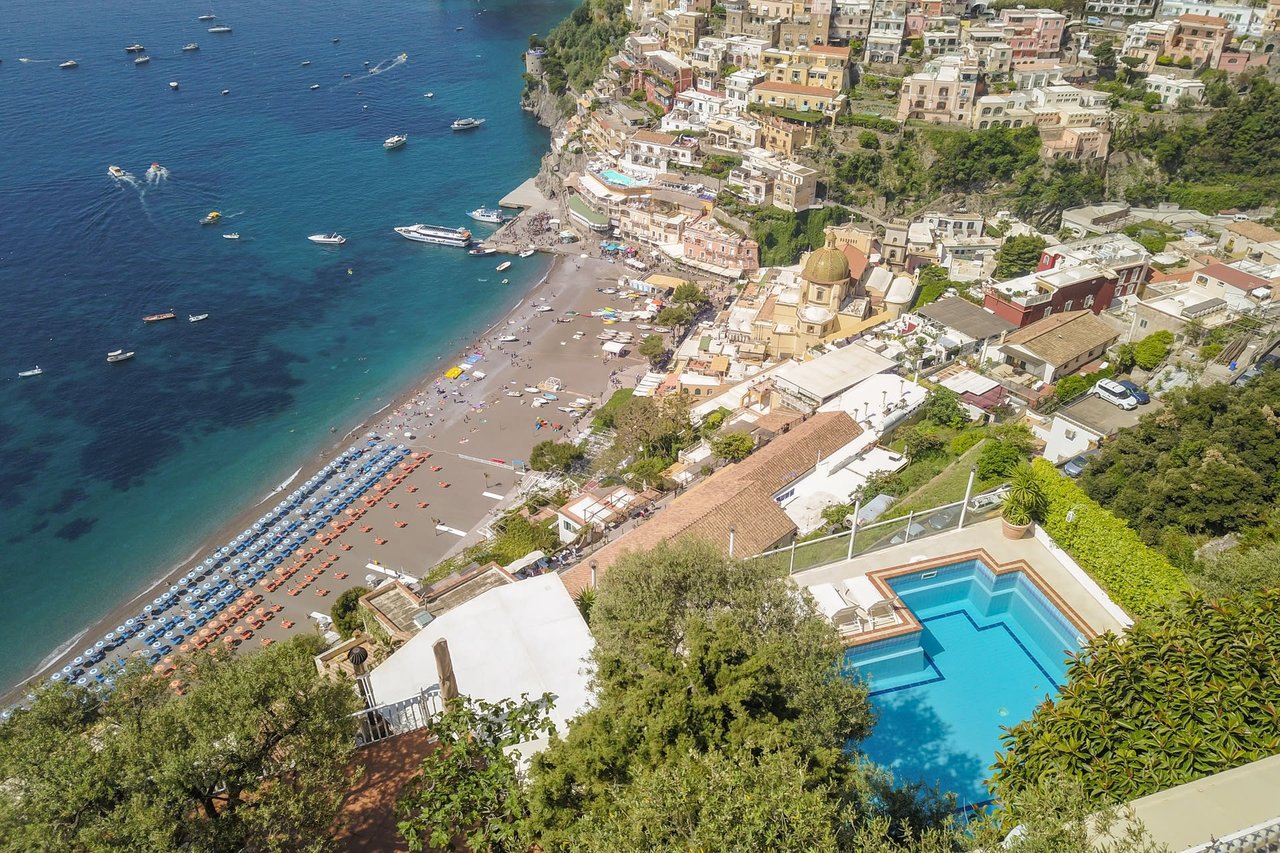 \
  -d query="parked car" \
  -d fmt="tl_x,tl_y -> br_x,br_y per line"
1114,379 -> 1149,405
1062,450 -> 1099,478
1093,378 -> 1138,410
